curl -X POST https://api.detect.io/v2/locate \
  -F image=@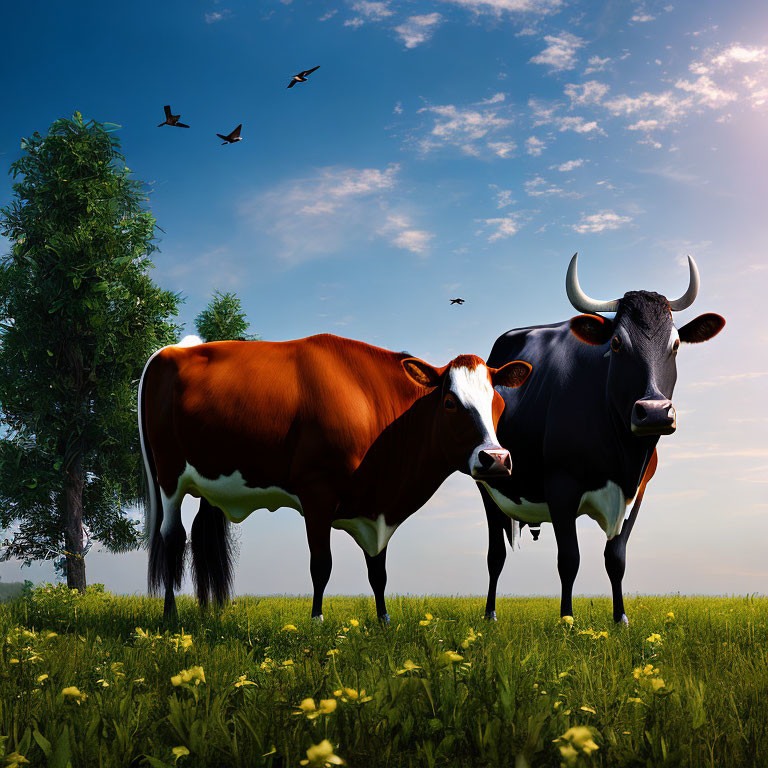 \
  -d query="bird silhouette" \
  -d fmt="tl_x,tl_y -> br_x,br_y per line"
158,105 -> 189,128
217,124 -> 243,145
288,66 -> 320,88
449,298 -> 465,305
